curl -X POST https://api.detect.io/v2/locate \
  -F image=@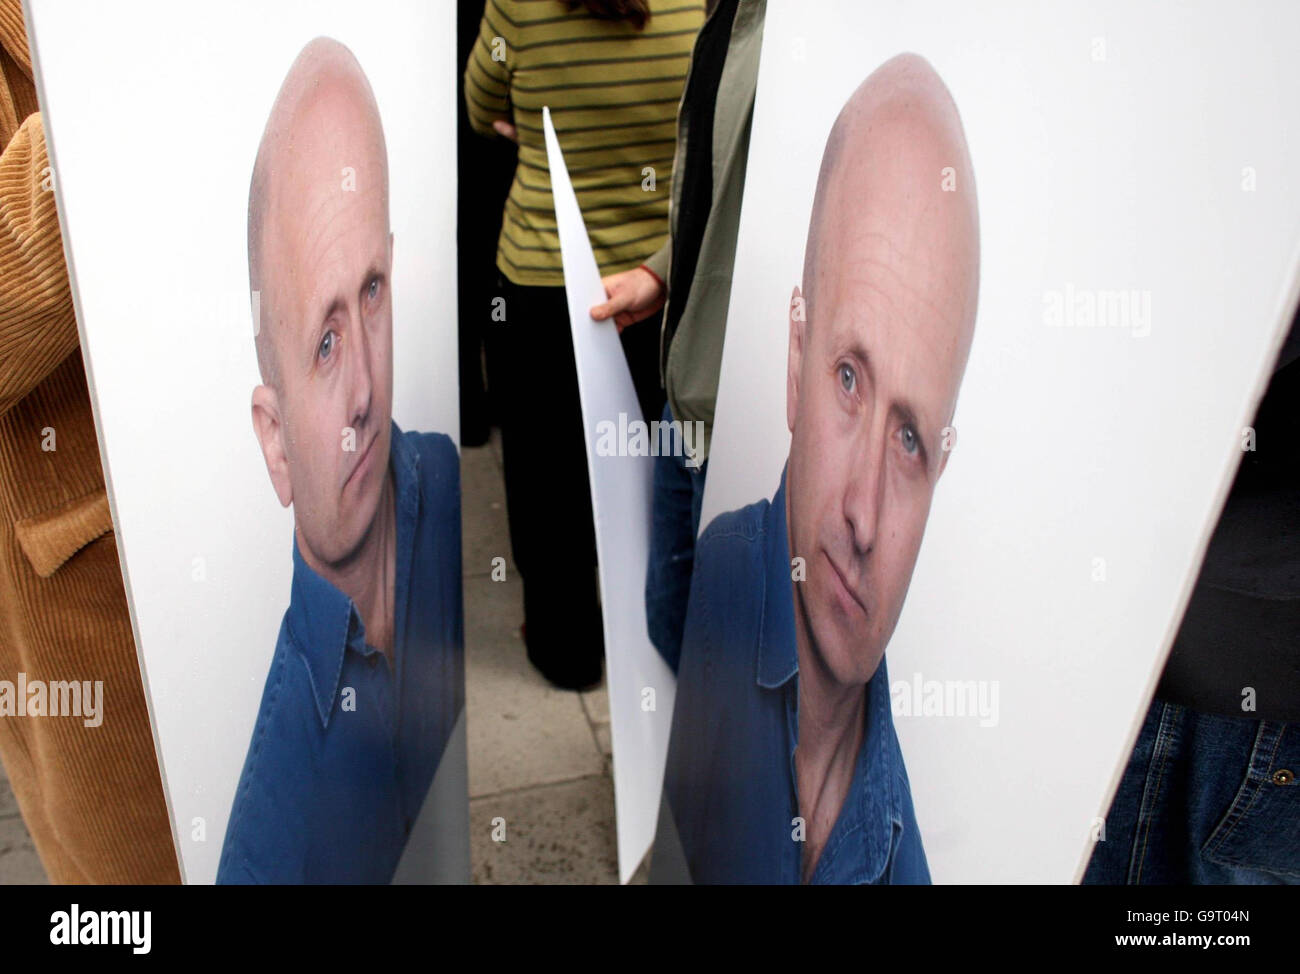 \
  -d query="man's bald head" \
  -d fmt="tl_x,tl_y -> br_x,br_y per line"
802,52 -> 979,400
248,37 -> 390,388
